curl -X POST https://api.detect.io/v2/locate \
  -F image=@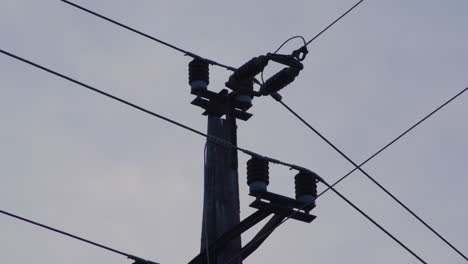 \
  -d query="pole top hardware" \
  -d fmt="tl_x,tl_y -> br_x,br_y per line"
291,46 -> 309,61
188,49 -> 305,121
266,52 -> 304,70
